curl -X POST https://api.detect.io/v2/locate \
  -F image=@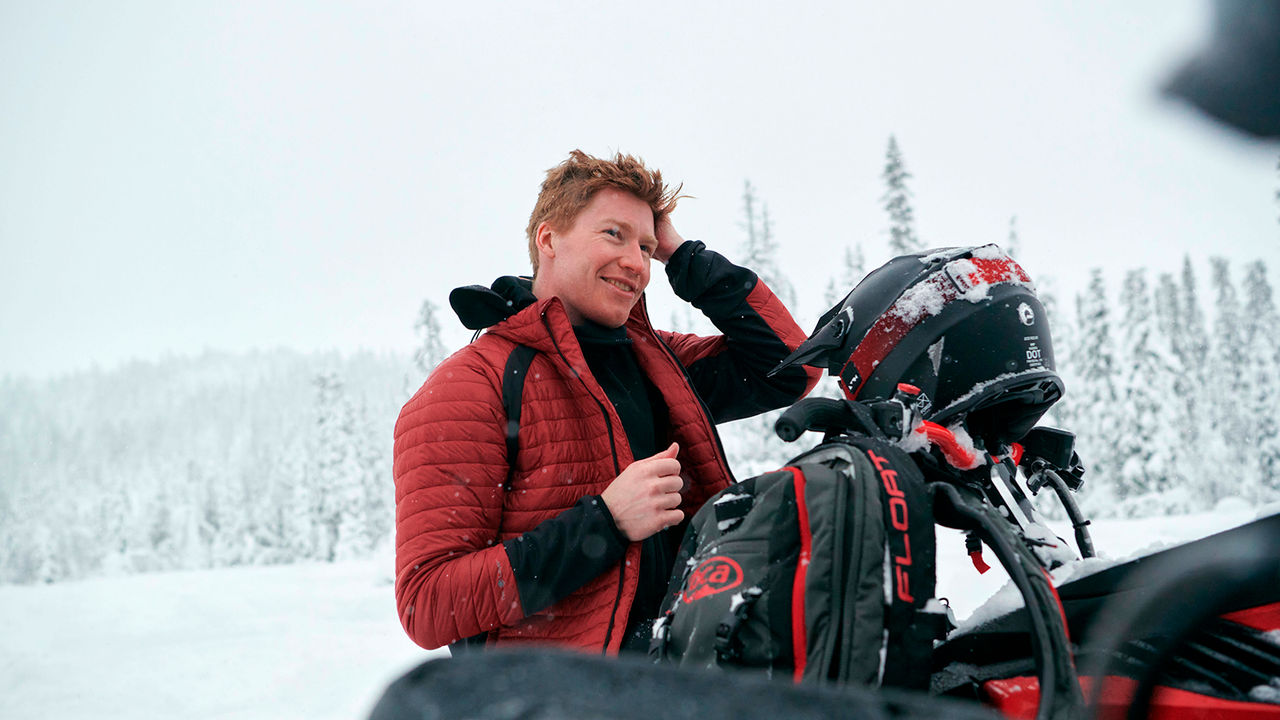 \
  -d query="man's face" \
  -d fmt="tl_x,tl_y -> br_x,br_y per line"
534,188 -> 656,328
